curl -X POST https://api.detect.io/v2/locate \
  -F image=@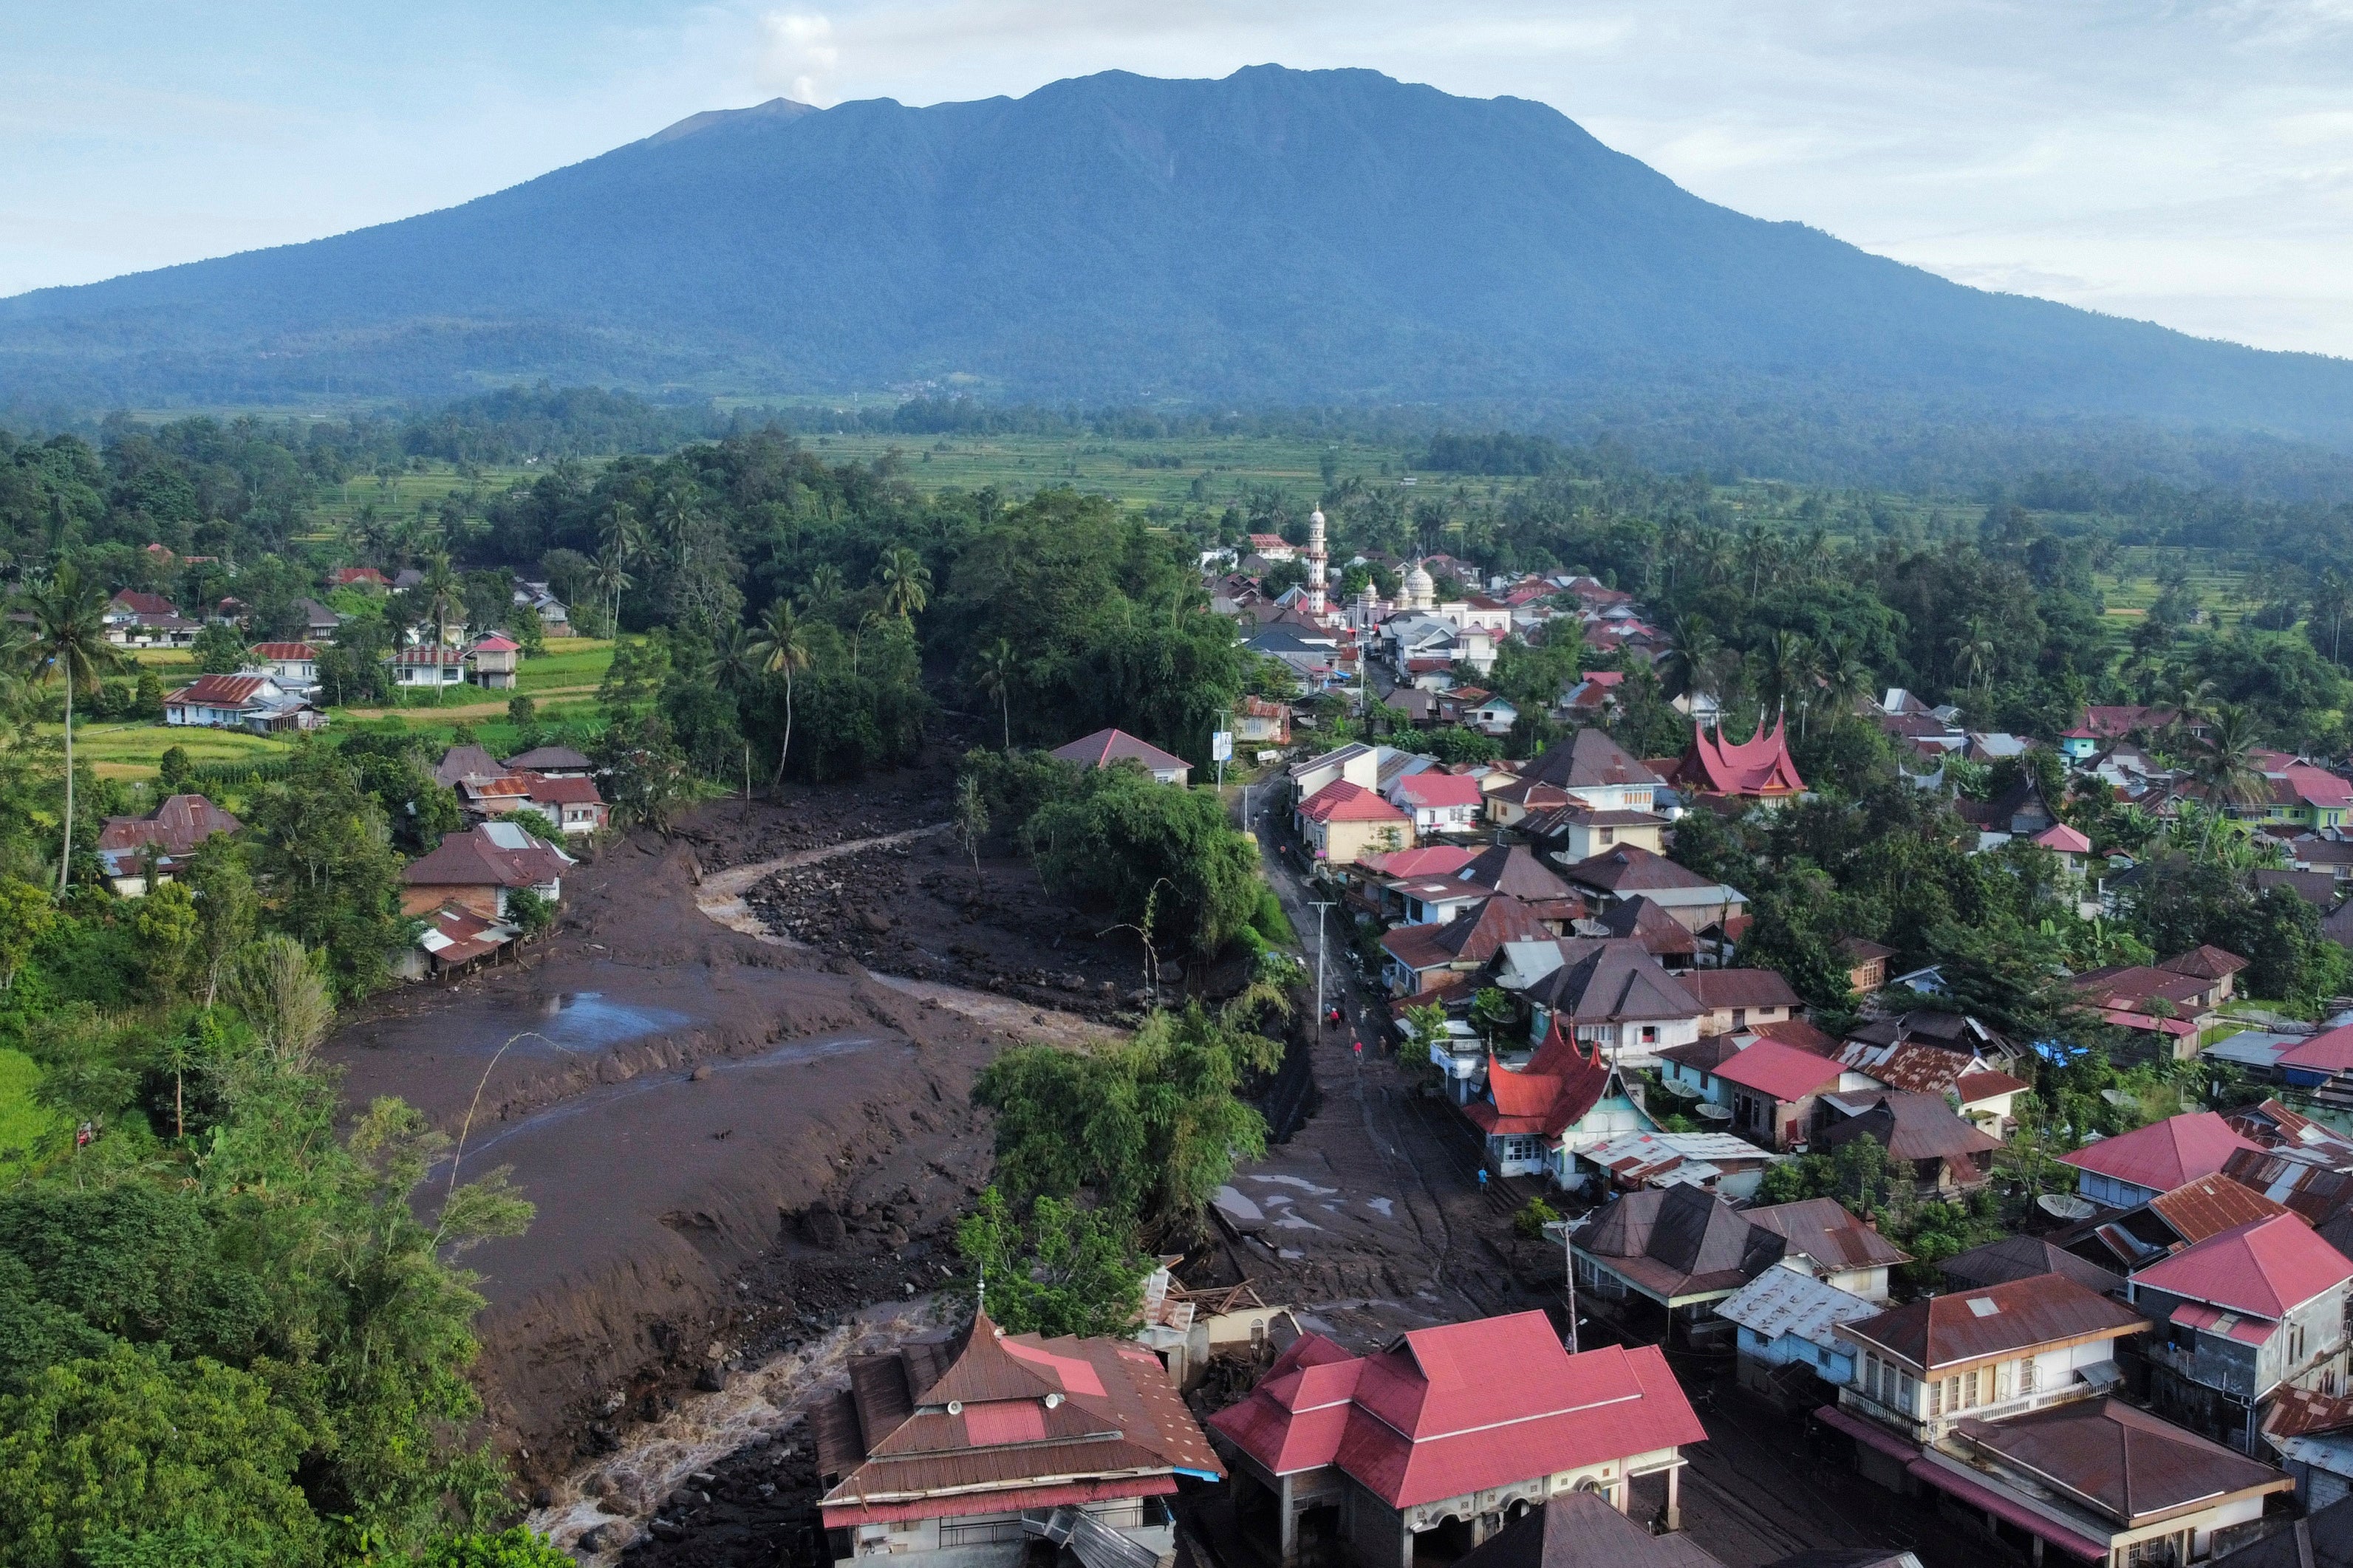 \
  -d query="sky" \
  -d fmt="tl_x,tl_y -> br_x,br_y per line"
7,1 -> 2352,357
